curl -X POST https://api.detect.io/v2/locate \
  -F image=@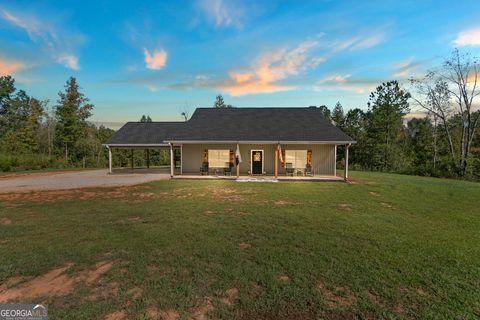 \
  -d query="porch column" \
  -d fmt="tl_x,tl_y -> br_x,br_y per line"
131,149 -> 134,171
169,143 -> 174,177
108,146 -> 112,174
274,144 -> 278,178
146,149 -> 150,169
344,144 -> 350,181
180,144 -> 183,175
